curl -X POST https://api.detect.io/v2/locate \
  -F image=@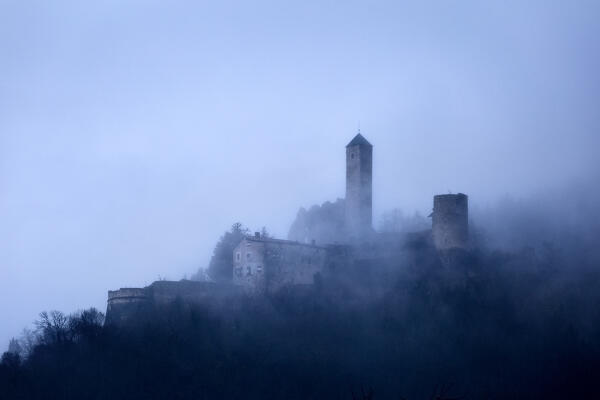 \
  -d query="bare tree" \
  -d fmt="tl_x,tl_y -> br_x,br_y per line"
35,310 -> 71,345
